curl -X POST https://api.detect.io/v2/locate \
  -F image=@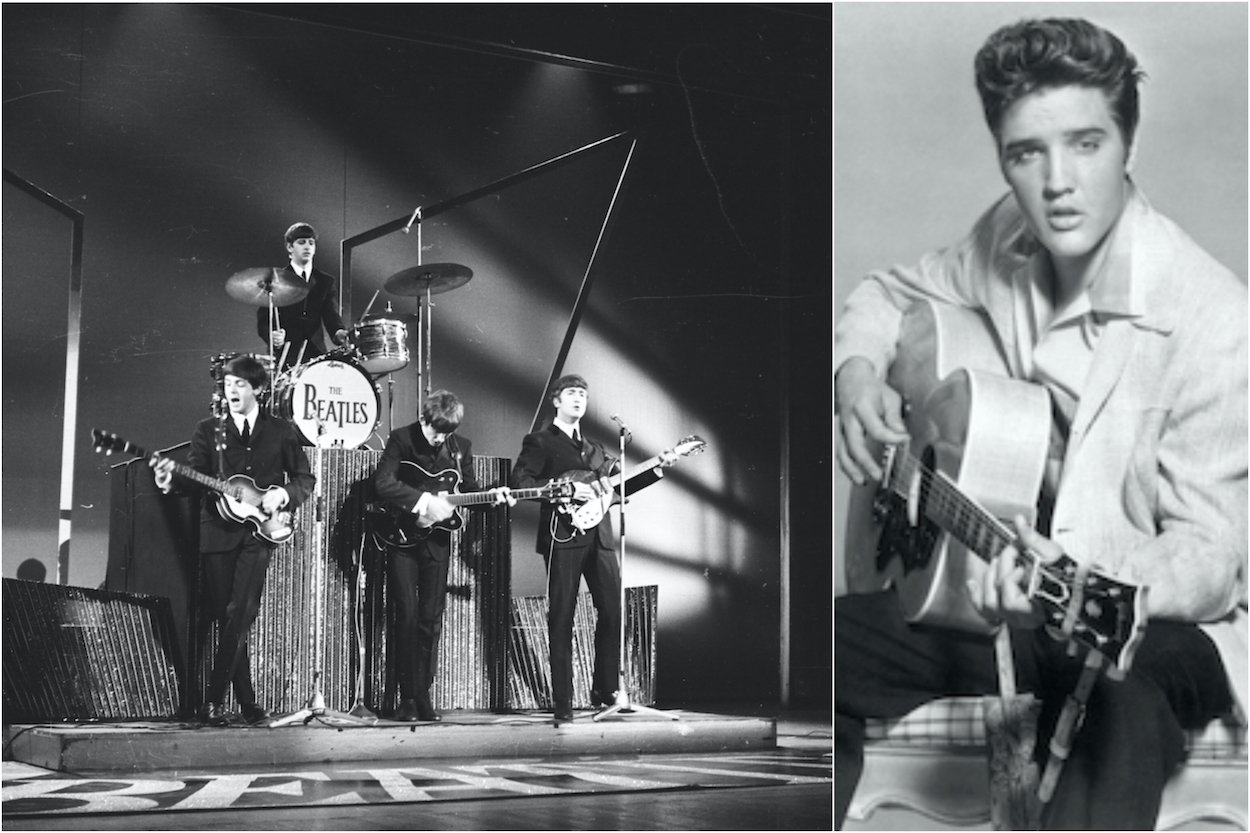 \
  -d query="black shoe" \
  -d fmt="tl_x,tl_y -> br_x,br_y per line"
553,703 -> 575,725
414,693 -> 442,723
197,702 -> 227,726
240,703 -> 271,725
393,699 -> 420,722
591,689 -> 620,707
